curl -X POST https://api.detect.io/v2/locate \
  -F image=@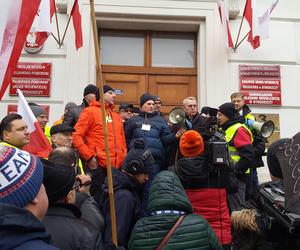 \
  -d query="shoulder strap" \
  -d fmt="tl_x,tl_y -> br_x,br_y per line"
156,215 -> 185,250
